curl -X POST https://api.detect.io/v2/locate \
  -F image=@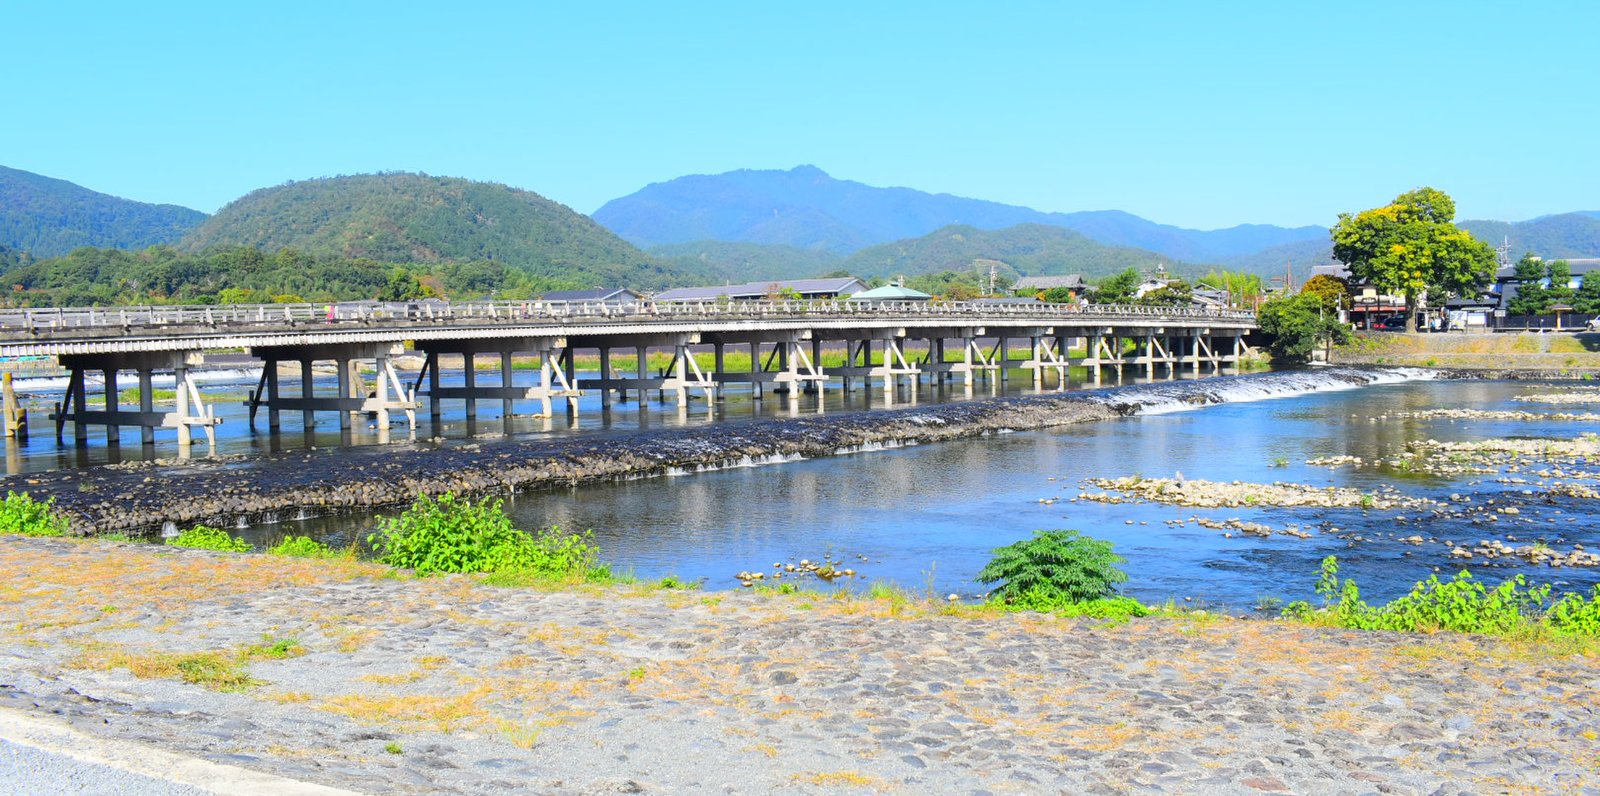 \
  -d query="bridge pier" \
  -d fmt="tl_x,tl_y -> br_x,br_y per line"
416,338 -> 580,425
247,343 -> 417,436
52,351 -> 220,452
819,329 -> 918,400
